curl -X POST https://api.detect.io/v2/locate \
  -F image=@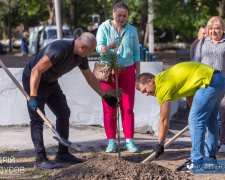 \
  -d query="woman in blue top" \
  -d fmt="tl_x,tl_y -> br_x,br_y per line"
96,2 -> 140,153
